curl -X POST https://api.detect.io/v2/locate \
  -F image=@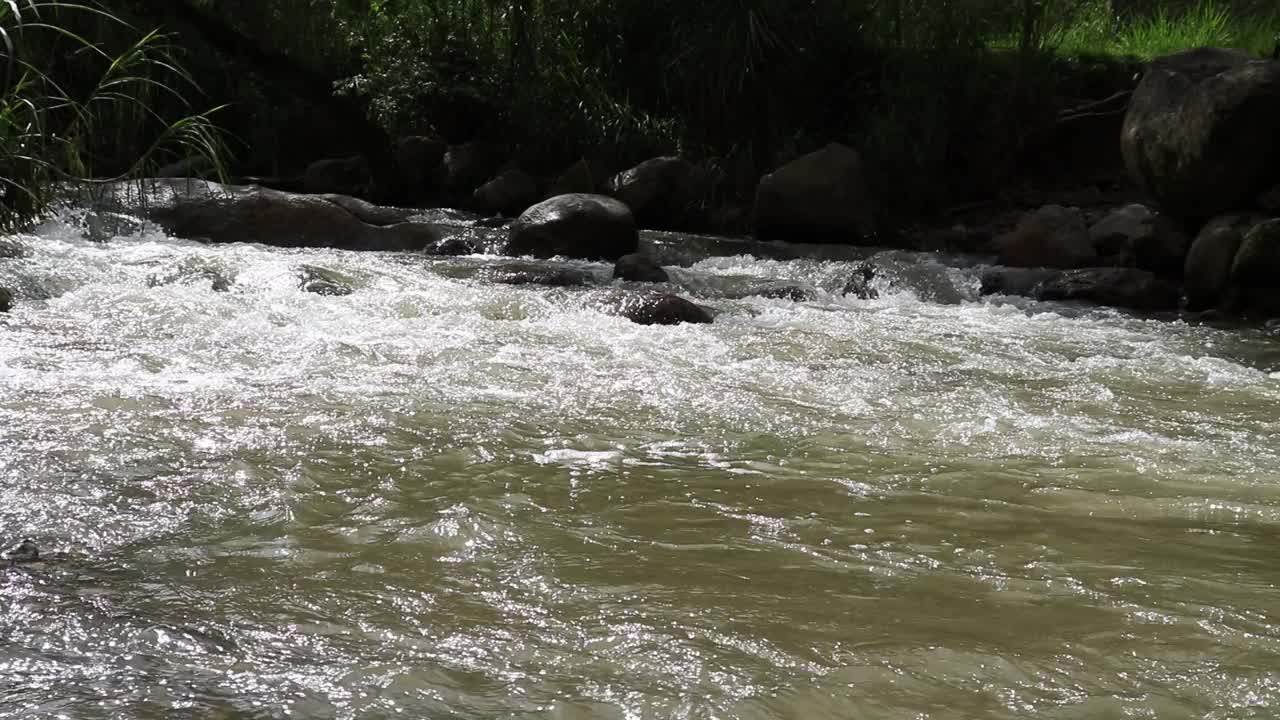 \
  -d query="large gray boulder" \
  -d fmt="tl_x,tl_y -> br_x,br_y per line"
1088,203 -> 1190,275
753,142 -> 876,243
93,179 -> 440,251
1229,218 -> 1280,288
503,194 -> 637,260
1121,47 -> 1280,221
1032,267 -> 1180,311
606,156 -> 694,229
1183,214 -> 1258,309
996,205 -> 1098,269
